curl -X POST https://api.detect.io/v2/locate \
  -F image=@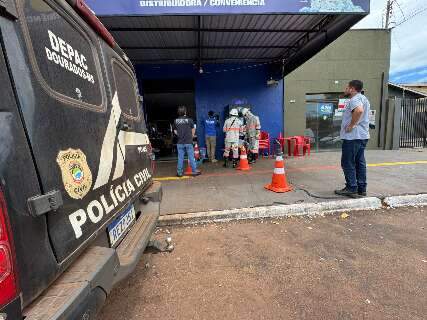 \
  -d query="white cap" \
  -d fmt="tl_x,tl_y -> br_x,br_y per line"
229,109 -> 238,116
